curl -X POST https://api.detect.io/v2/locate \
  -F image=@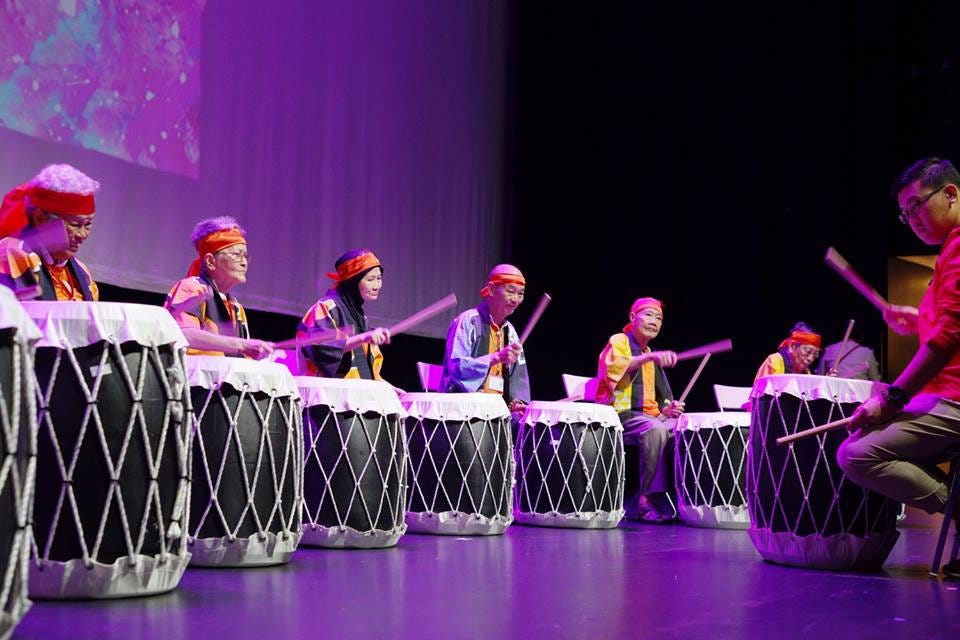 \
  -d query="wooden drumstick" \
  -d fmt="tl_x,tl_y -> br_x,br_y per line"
825,247 -> 891,312
776,417 -> 853,445
519,293 -> 552,345
678,353 -> 711,404
273,326 -> 354,350
387,293 -> 458,337
827,319 -> 855,377
675,339 -> 733,363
